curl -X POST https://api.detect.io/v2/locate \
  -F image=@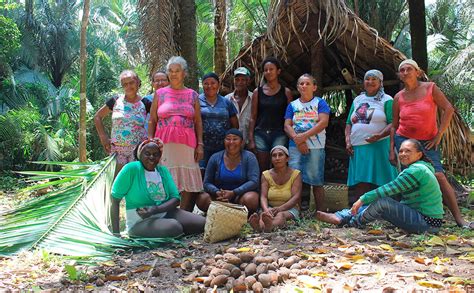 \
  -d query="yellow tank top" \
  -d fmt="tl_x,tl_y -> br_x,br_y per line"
263,169 -> 300,207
